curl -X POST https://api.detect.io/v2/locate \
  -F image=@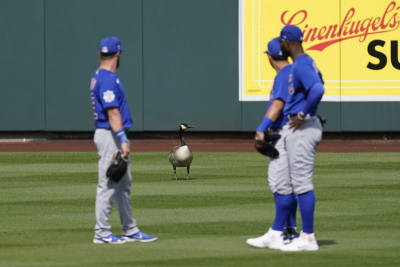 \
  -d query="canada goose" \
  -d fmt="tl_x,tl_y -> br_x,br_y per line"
168,123 -> 194,180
